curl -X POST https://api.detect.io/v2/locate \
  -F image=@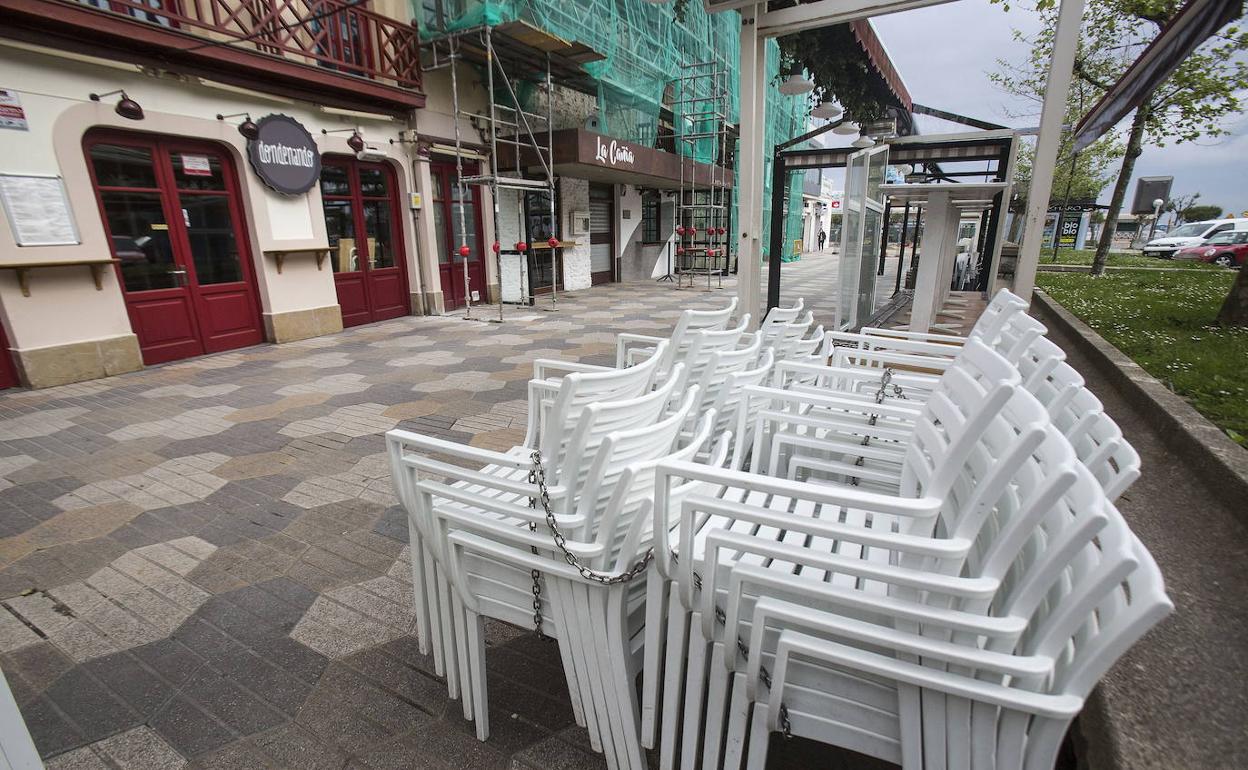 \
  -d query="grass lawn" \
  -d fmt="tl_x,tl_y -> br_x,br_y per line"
1041,248 -> 1222,269
1037,269 -> 1248,446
